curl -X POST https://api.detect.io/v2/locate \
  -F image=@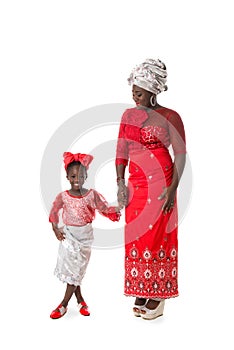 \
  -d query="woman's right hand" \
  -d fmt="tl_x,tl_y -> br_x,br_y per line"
117,182 -> 128,208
